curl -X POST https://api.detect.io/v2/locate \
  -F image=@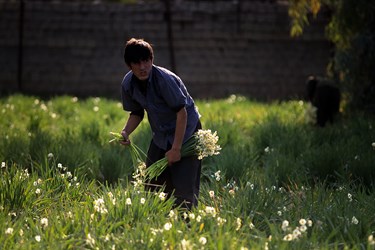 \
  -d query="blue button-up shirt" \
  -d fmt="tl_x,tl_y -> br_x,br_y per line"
121,65 -> 200,150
